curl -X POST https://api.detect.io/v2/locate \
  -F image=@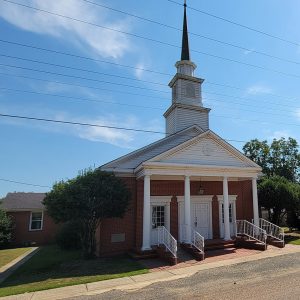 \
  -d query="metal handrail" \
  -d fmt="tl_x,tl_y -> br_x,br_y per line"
191,228 -> 205,253
236,220 -> 267,245
259,218 -> 285,242
157,226 -> 177,258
